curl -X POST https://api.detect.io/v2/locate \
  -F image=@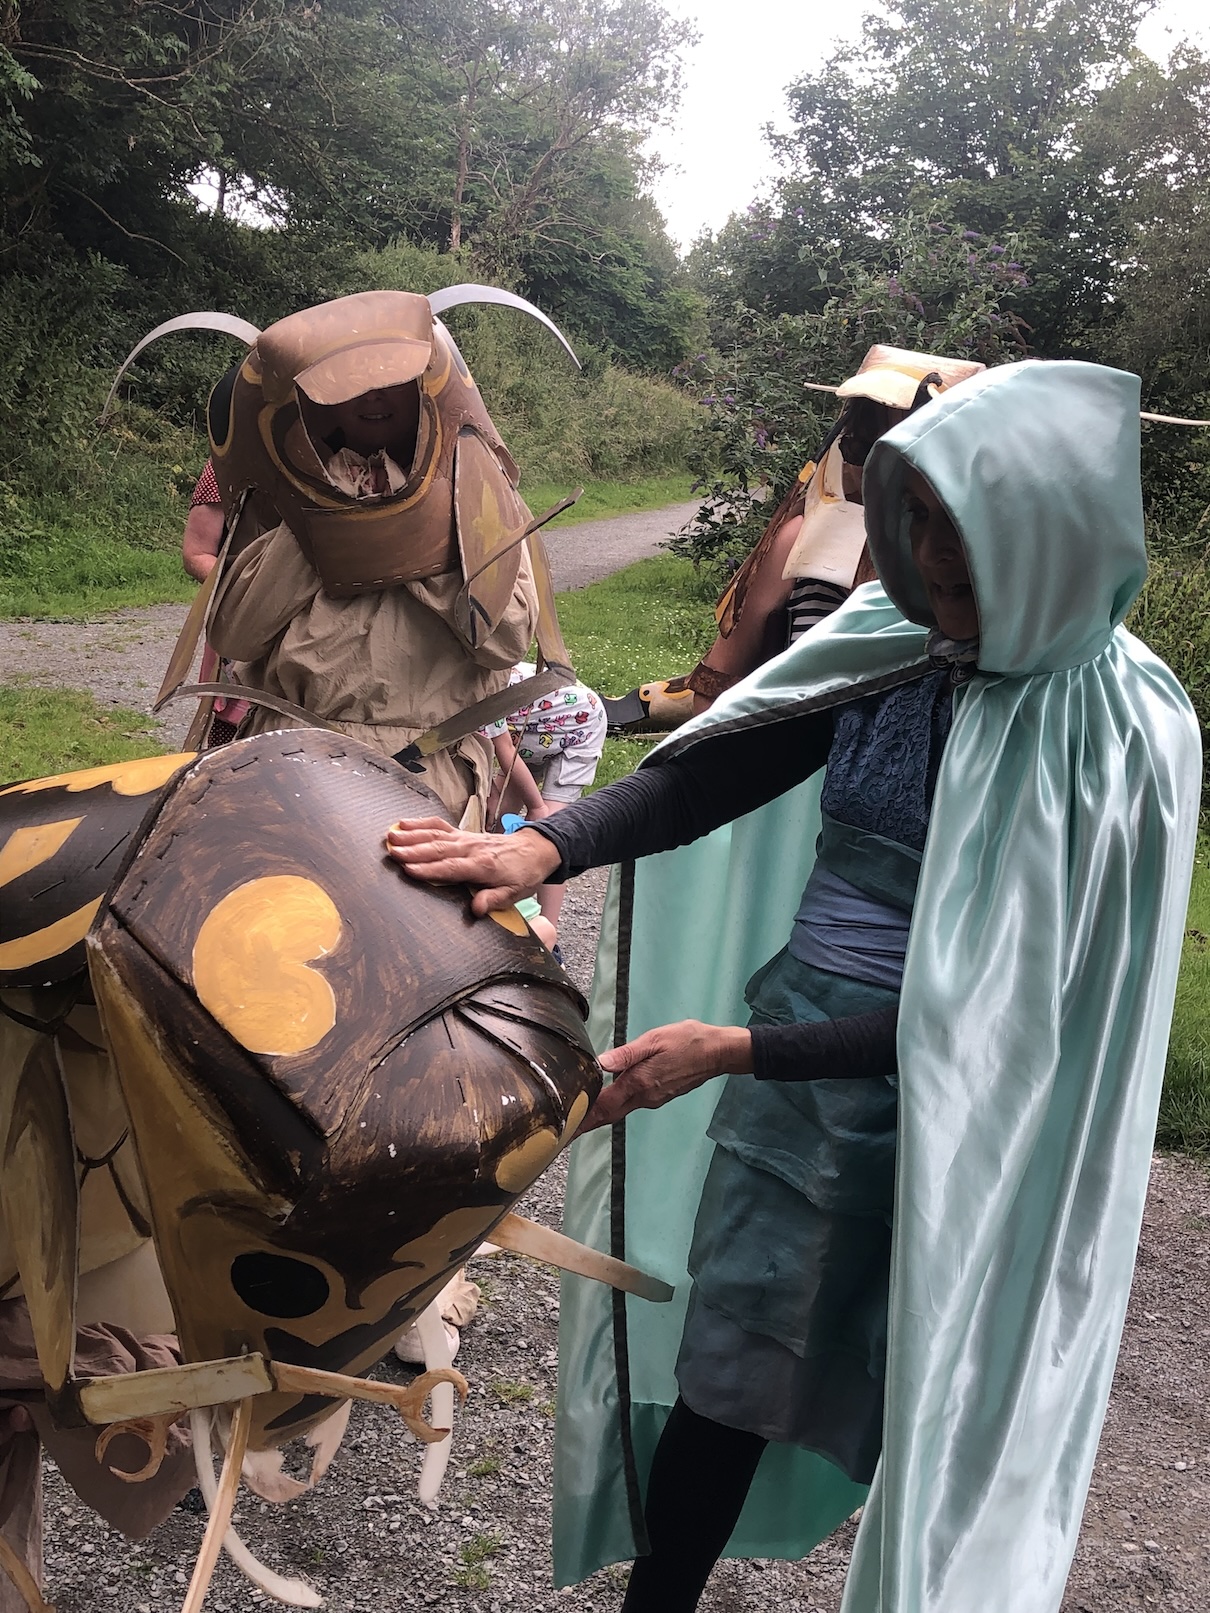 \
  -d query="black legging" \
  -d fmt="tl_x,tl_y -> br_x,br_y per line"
621,1397 -> 768,1613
